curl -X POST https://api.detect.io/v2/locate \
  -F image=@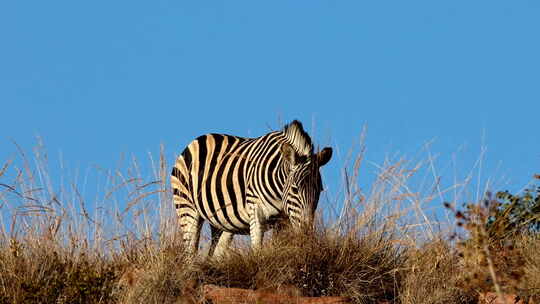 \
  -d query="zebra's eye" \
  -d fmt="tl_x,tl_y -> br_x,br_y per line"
291,186 -> 299,194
